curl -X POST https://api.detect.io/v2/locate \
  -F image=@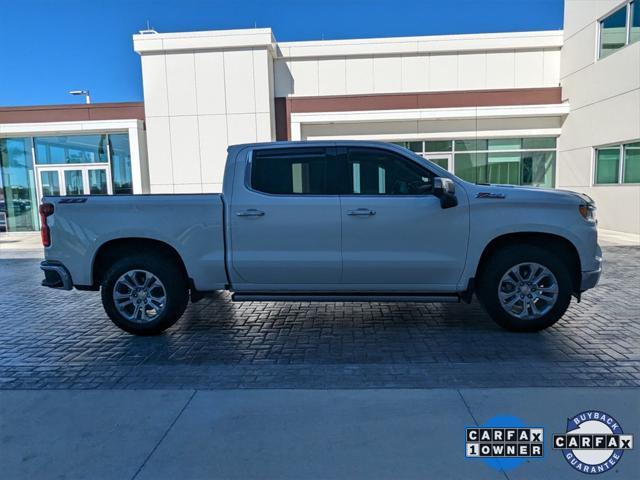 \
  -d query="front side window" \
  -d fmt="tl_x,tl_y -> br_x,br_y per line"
346,148 -> 434,195
599,1 -> 639,58
251,147 -> 332,195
